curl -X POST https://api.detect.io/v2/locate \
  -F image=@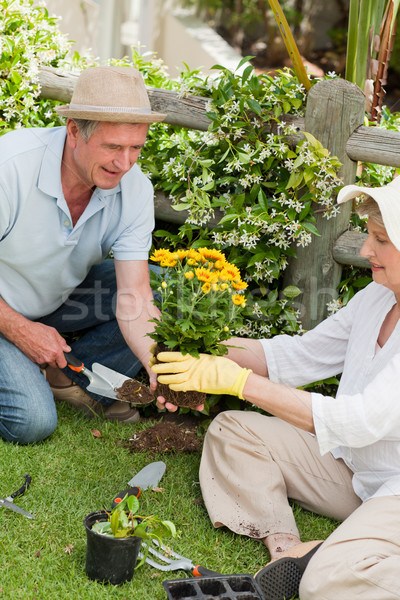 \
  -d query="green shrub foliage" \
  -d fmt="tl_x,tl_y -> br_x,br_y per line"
0,0 -> 80,132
